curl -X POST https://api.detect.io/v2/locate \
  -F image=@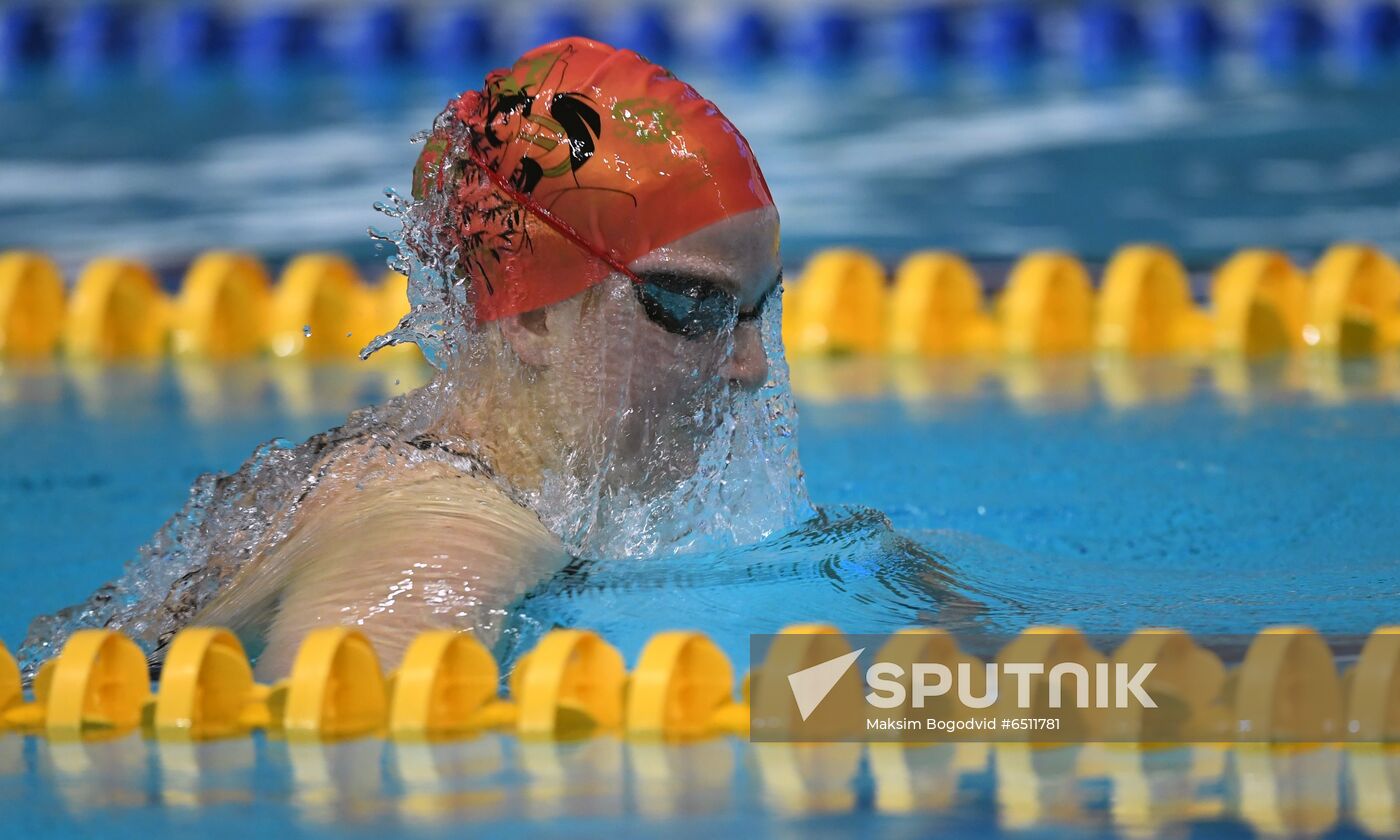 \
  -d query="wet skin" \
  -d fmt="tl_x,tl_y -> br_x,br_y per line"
196,207 -> 783,679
